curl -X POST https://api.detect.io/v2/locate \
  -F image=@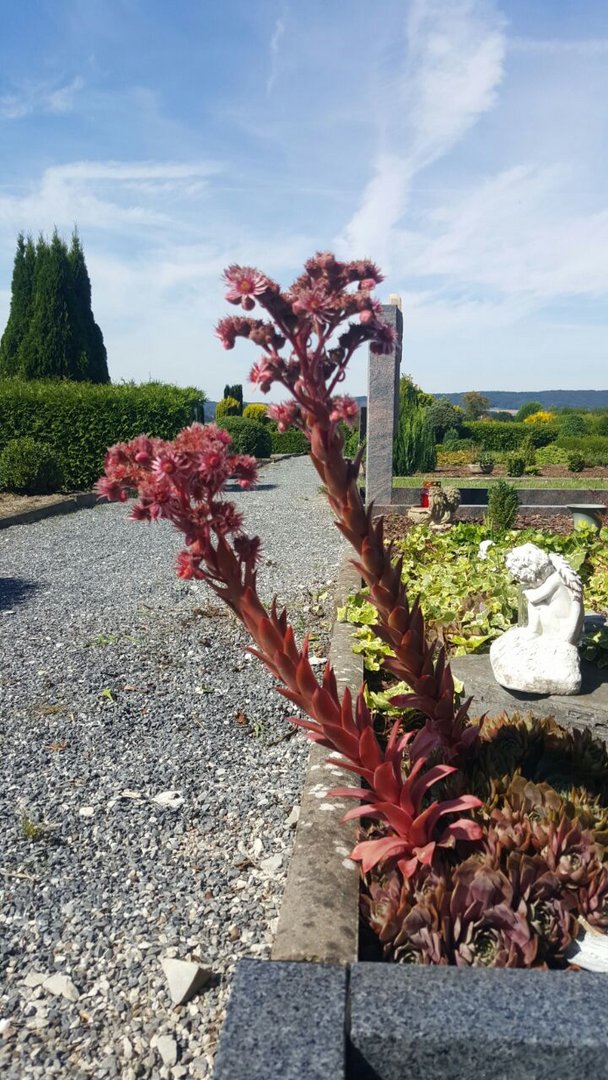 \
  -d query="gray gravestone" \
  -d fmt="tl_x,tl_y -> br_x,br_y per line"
365,303 -> 402,509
